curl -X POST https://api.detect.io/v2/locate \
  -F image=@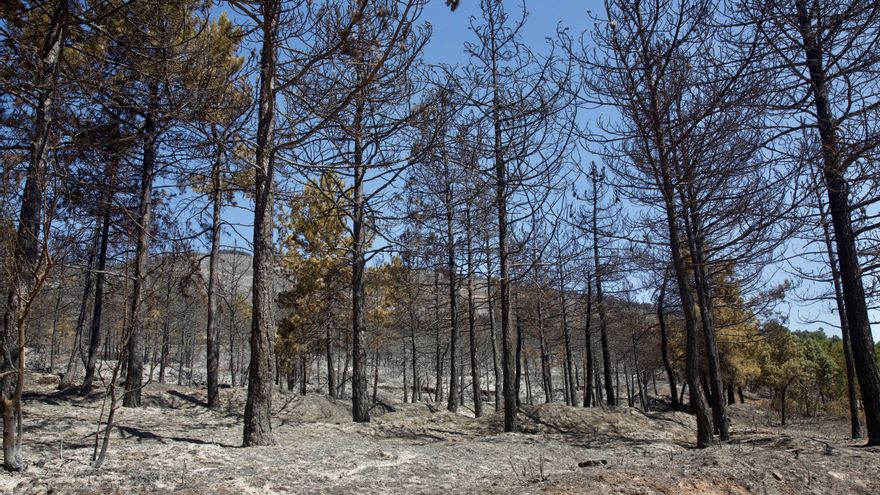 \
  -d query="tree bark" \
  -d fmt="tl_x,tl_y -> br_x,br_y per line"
49,282 -> 64,374
434,271 -> 443,404
796,1 -> 880,445
159,318 -> 170,384
537,296 -> 552,403
243,0 -> 280,446
817,187 -> 861,438
122,82 -> 158,409
657,277 -> 680,410
485,236 -> 502,412
410,327 -> 419,401
445,177 -> 459,412
490,21 -> 517,431
465,209 -> 482,417
591,170 -> 615,406
640,44 -> 713,444
59,233 -> 96,389
350,87 -> 370,422
514,293 -> 523,408
1,0 -> 67,470
326,317 -> 337,398
205,143 -> 223,409
681,185 -> 728,441
558,261 -> 576,406
583,274 -> 594,407
80,174 -> 112,394
372,347 -> 379,404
